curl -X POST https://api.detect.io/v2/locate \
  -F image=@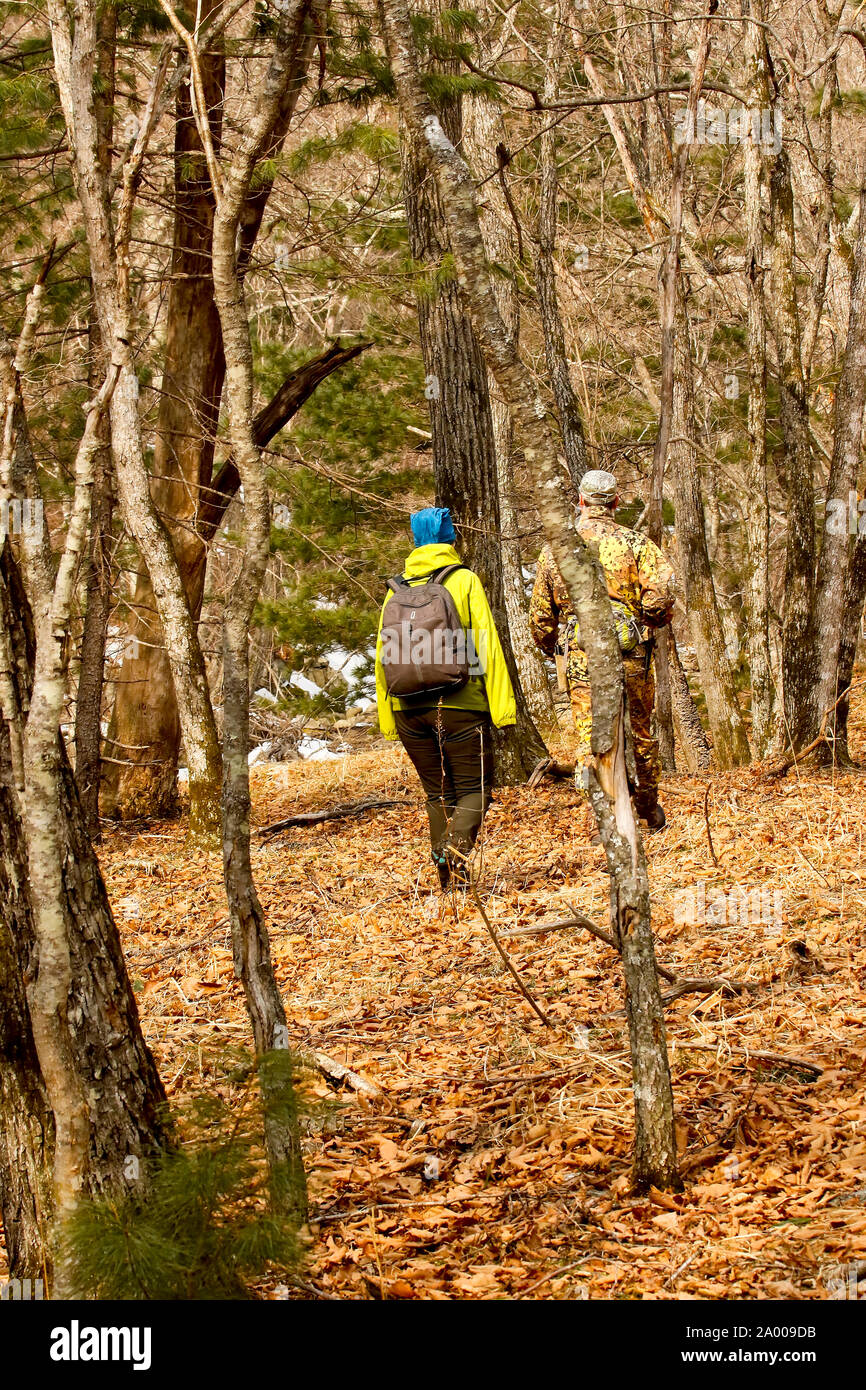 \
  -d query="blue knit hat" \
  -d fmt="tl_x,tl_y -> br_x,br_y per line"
410,506 -> 456,547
